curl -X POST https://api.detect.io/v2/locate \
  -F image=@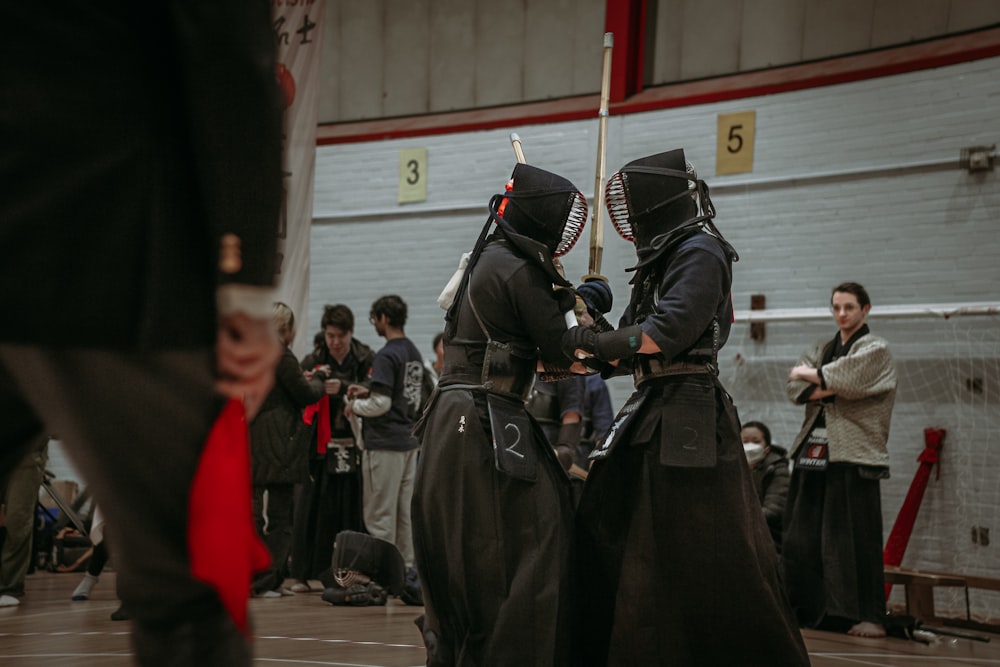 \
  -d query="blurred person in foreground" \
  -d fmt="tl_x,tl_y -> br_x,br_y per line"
0,1 -> 284,664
